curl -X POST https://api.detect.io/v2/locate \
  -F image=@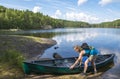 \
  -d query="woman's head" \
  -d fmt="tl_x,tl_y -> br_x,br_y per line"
74,45 -> 82,52
74,43 -> 89,52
